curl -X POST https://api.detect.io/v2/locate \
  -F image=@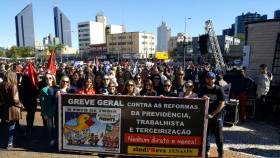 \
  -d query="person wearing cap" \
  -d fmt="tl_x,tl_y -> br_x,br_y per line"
179,80 -> 198,98
198,71 -> 226,158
